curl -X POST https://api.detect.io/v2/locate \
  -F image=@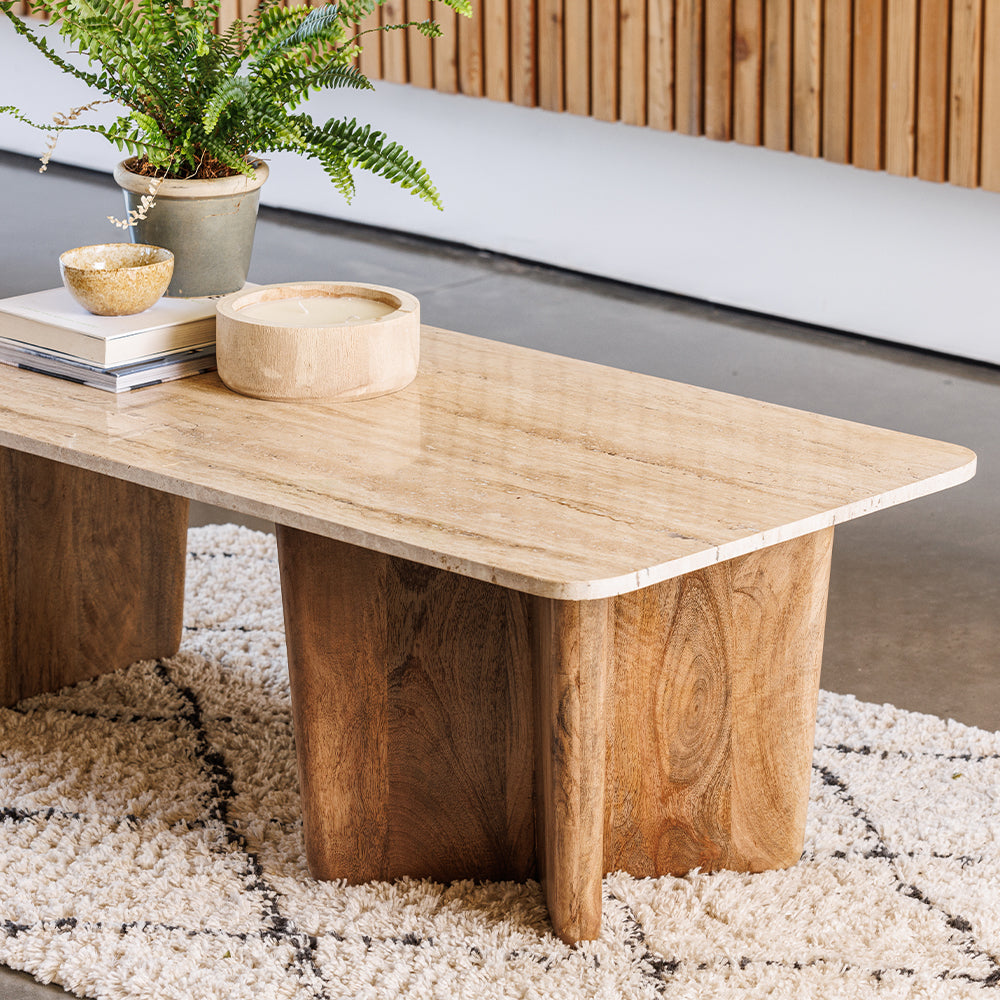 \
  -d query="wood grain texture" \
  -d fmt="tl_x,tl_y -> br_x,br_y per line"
822,0 -> 853,164
0,329 -> 975,601
458,0 -> 484,95
852,0 -> 884,170
431,3 -> 458,93
533,596 -> 608,943
792,0 -> 821,156
619,0 -> 646,125
380,0 -> 408,83
590,0 -> 618,122
277,527 -> 535,883
949,0 -> 983,187
26,0 -> 1000,192
215,282 -> 420,402
763,0 -> 791,150
564,0 -> 591,115
510,0 -> 537,106
704,0 -> 733,140
646,0 -> 674,129
604,528 -> 833,876
885,0 -> 918,176
483,0 -> 510,103
982,0 -> 1000,189
733,0 -> 763,145
278,529 -> 390,881
674,0 -> 704,134
917,0 -> 950,182
405,0 -> 434,89
0,447 -> 187,707
277,523 -> 835,942
216,0 -> 238,36
537,0 -> 564,111
357,6 -> 383,79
